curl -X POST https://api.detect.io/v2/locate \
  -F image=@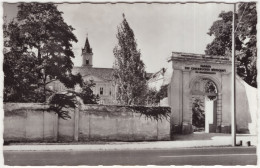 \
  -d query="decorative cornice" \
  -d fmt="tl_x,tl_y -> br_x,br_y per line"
168,52 -> 236,65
